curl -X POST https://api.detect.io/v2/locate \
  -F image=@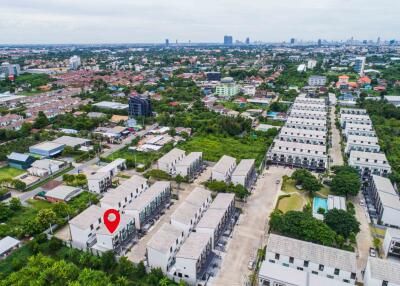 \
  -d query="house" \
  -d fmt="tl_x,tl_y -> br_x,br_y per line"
364,257 -> 400,286
212,155 -> 237,183
175,152 -> 203,181
0,236 -> 21,259
382,227 -> 400,259
231,159 -> 256,190
157,148 -> 186,175
345,135 -> 380,153
349,151 -> 391,178
289,109 -> 327,121
171,232 -> 213,285
343,123 -> 376,138
340,114 -> 372,128
87,159 -> 127,194
7,152 -> 36,170
278,127 -> 327,145
45,185 -> 82,202
262,234 -> 357,284
285,118 -> 327,132
27,159 -> 67,177
29,141 -> 65,157
340,108 -> 367,115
